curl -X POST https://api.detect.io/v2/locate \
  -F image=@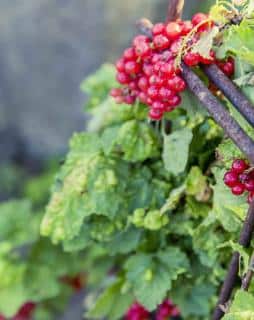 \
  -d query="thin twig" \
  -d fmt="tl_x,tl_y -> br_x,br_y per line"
202,64 -> 254,127
181,63 -> 254,165
167,0 -> 185,22
241,251 -> 254,291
